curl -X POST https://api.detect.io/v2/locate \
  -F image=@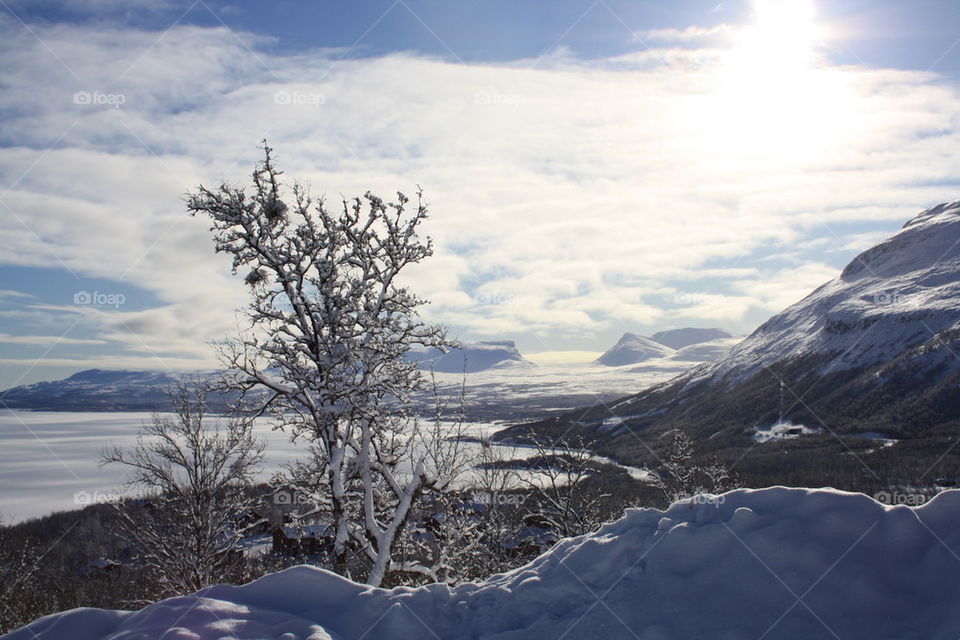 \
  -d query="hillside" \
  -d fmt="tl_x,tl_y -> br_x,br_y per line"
5,488 -> 960,639
496,201 -> 960,488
